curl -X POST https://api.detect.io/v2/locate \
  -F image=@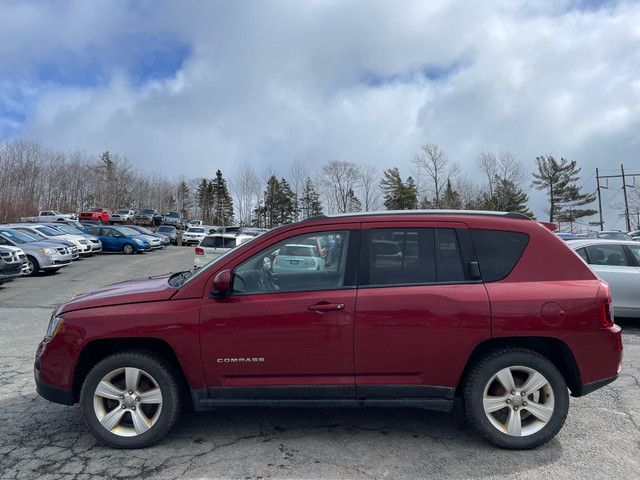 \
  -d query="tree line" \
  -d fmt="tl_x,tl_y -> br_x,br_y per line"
0,137 -> 603,230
